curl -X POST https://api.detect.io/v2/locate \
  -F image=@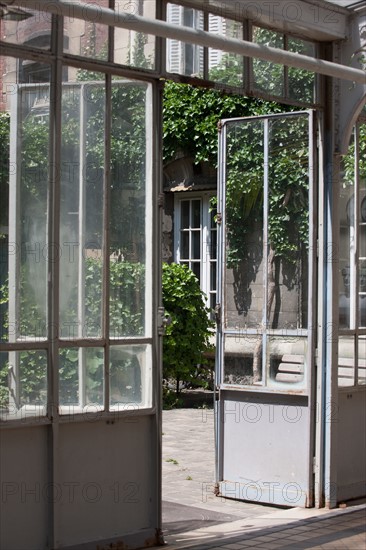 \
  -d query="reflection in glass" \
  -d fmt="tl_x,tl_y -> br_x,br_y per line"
64,1 -> 108,60
166,4 -> 203,77
0,350 -> 47,418
253,27 -> 284,96
267,336 -> 306,386
288,38 -> 315,103
114,0 -> 155,69
208,15 -> 243,87
60,76 -> 105,339
110,81 -> 149,338
225,120 -> 264,330
268,115 -> 309,330
338,336 -> 355,387
59,347 -> 104,408
110,345 -> 151,408
359,261 -> 366,327
8,79 -> 51,342
339,133 -> 355,329
1,10 -> 51,48
224,335 -> 263,385
358,336 -> 366,385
